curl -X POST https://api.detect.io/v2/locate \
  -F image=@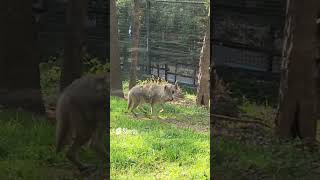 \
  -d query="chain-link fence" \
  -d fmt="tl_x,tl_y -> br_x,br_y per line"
212,0 -> 285,74
117,0 -> 208,86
